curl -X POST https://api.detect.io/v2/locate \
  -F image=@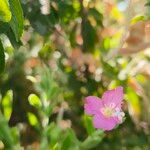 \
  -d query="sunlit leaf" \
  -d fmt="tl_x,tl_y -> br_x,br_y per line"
28,94 -> 41,108
1,90 -> 13,121
27,112 -> 39,126
126,87 -> 141,119
0,0 -> 11,22
131,15 -> 147,25
83,115 -> 95,135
